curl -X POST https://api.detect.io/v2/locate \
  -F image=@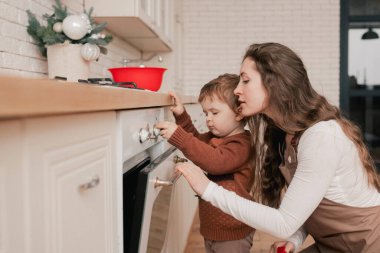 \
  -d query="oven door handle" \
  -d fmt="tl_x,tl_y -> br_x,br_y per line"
154,154 -> 188,188
154,171 -> 182,188
173,155 -> 188,164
